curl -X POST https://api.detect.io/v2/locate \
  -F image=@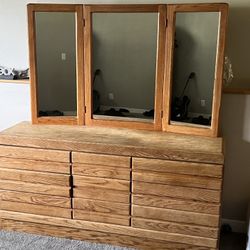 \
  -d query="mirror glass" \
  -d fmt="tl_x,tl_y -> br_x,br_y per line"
92,13 -> 158,122
35,12 -> 77,117
171,12 -> 220,126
